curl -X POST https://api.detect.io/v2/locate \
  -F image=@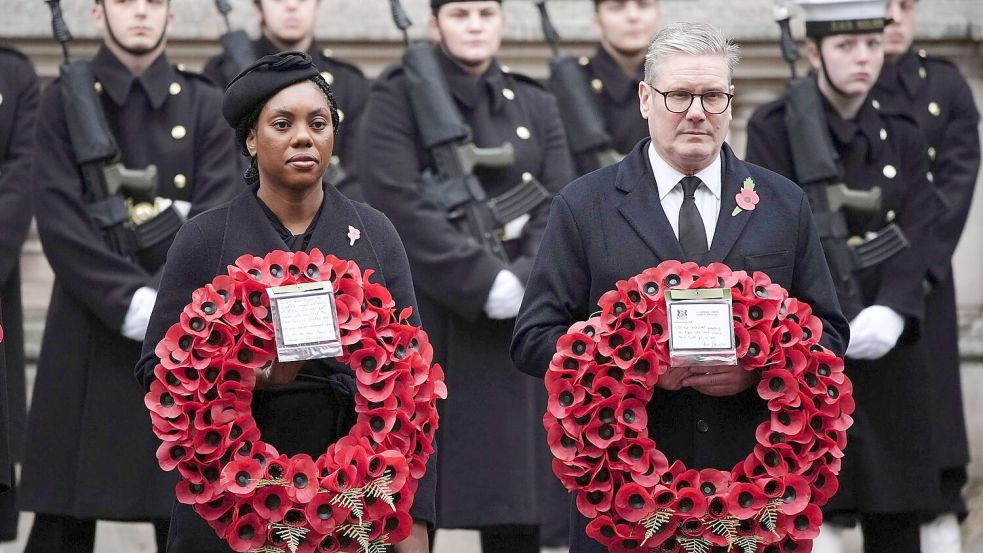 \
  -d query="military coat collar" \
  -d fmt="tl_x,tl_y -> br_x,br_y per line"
90,46 -> 175,110
591,45 -> 642,104
615,139 -> 751,264
822,94 -> 885,162
435,46 -> 507,113
877,48 -> 924,101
